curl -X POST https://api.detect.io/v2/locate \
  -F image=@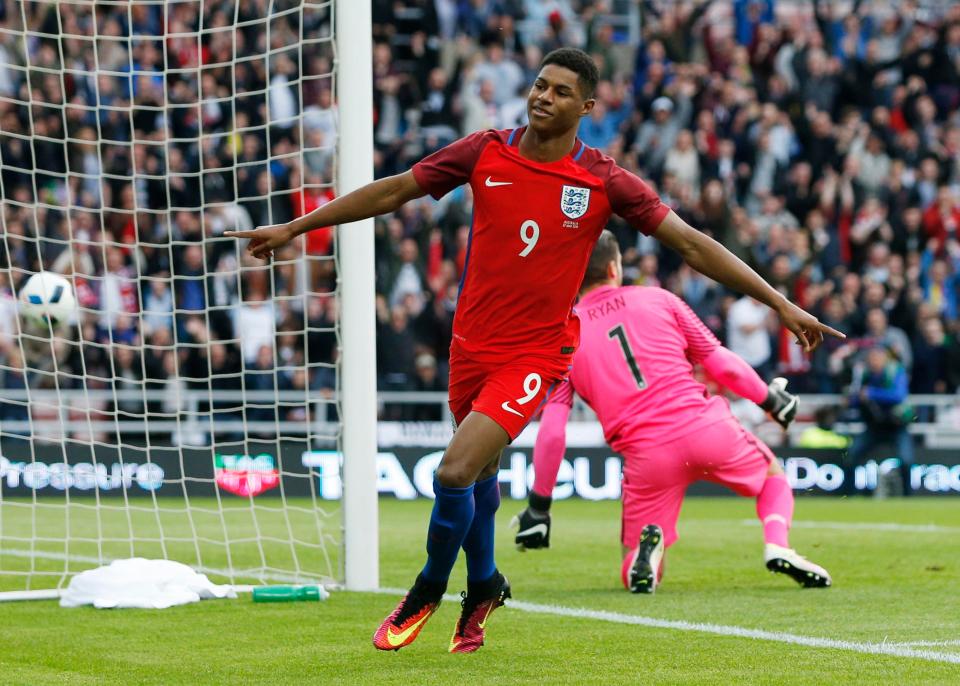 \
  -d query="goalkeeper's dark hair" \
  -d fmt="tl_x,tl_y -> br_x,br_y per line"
540,48 -> 599,99
581,229 -> 620,292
